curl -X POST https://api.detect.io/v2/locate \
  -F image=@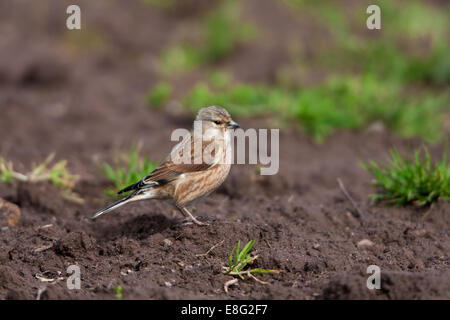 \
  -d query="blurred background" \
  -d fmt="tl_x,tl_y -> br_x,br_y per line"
0,0 -> 448,168
0,0 -> 449,300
